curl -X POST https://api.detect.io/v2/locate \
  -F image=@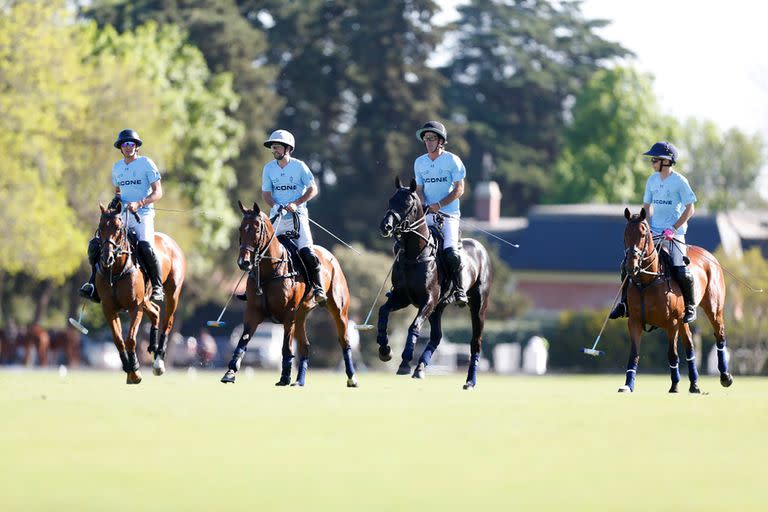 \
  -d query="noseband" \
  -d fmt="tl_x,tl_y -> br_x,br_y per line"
625,219 -> 661,276
385,193 -> 429,243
